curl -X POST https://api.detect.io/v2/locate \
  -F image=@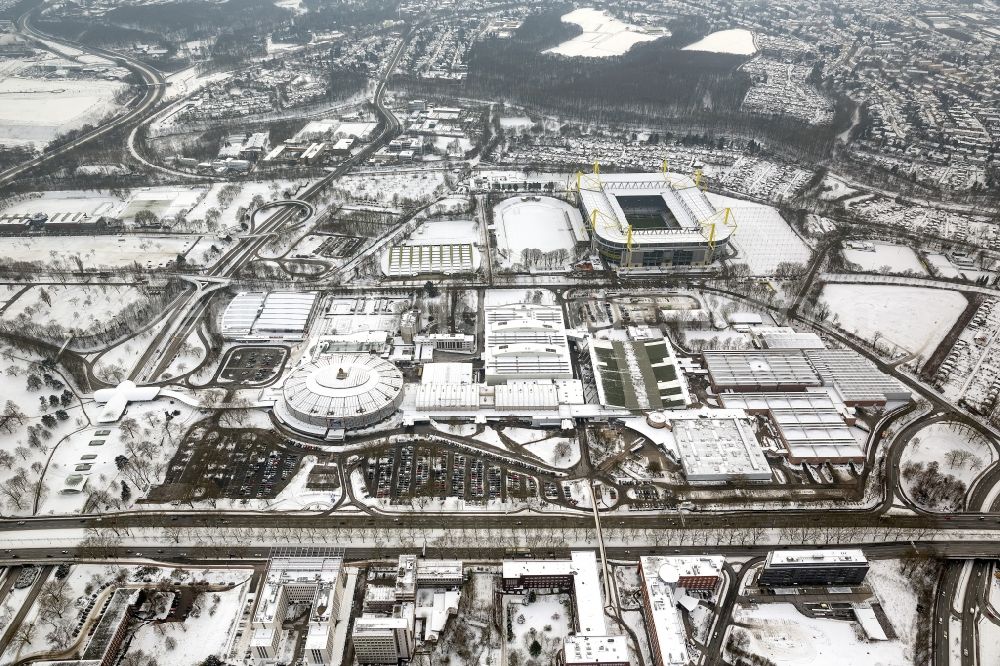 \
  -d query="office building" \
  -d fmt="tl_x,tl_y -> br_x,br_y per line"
758,549 -> 869,587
